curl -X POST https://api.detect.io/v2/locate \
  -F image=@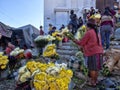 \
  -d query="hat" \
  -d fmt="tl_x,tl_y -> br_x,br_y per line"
87,18 -> 96,25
